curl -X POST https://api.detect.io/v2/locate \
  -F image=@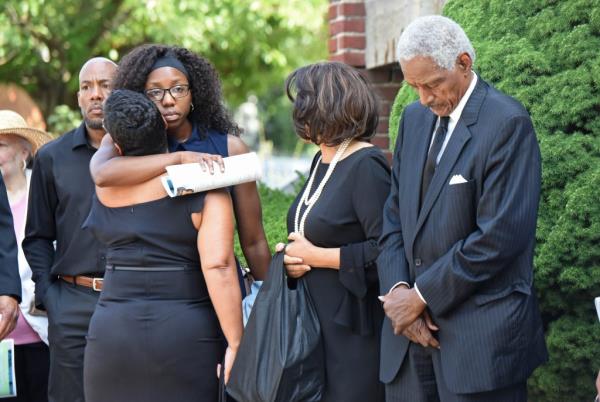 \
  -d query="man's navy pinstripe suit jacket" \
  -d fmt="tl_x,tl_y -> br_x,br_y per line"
378,76 -> 548,394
